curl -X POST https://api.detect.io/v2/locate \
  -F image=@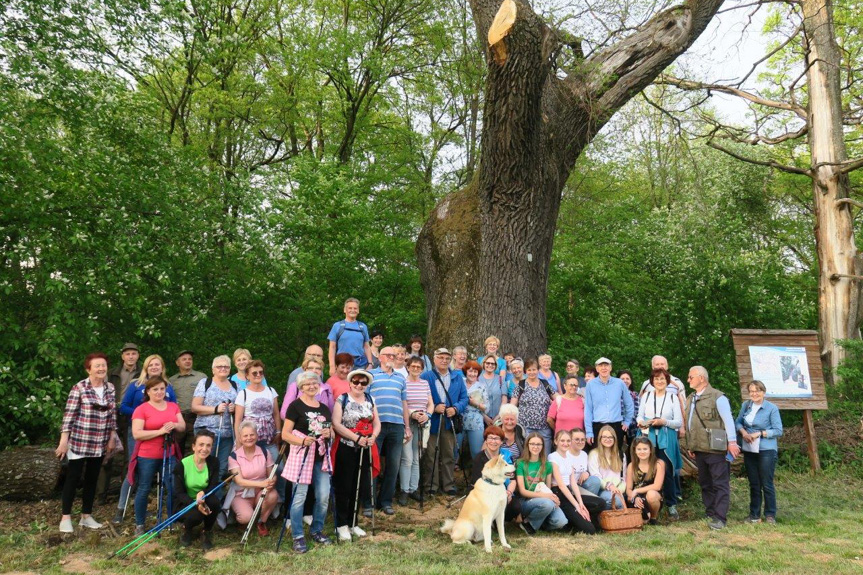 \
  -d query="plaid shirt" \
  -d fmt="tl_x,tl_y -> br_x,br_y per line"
281,430 -> 331,485
61,378 -> 117,458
